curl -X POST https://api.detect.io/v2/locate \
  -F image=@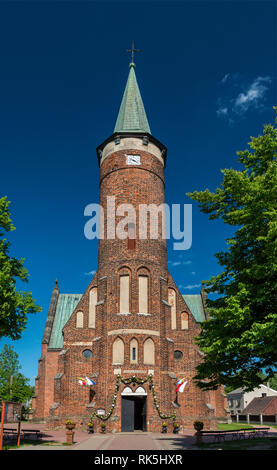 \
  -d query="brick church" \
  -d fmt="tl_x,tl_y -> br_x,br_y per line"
32,54 -> 228,432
